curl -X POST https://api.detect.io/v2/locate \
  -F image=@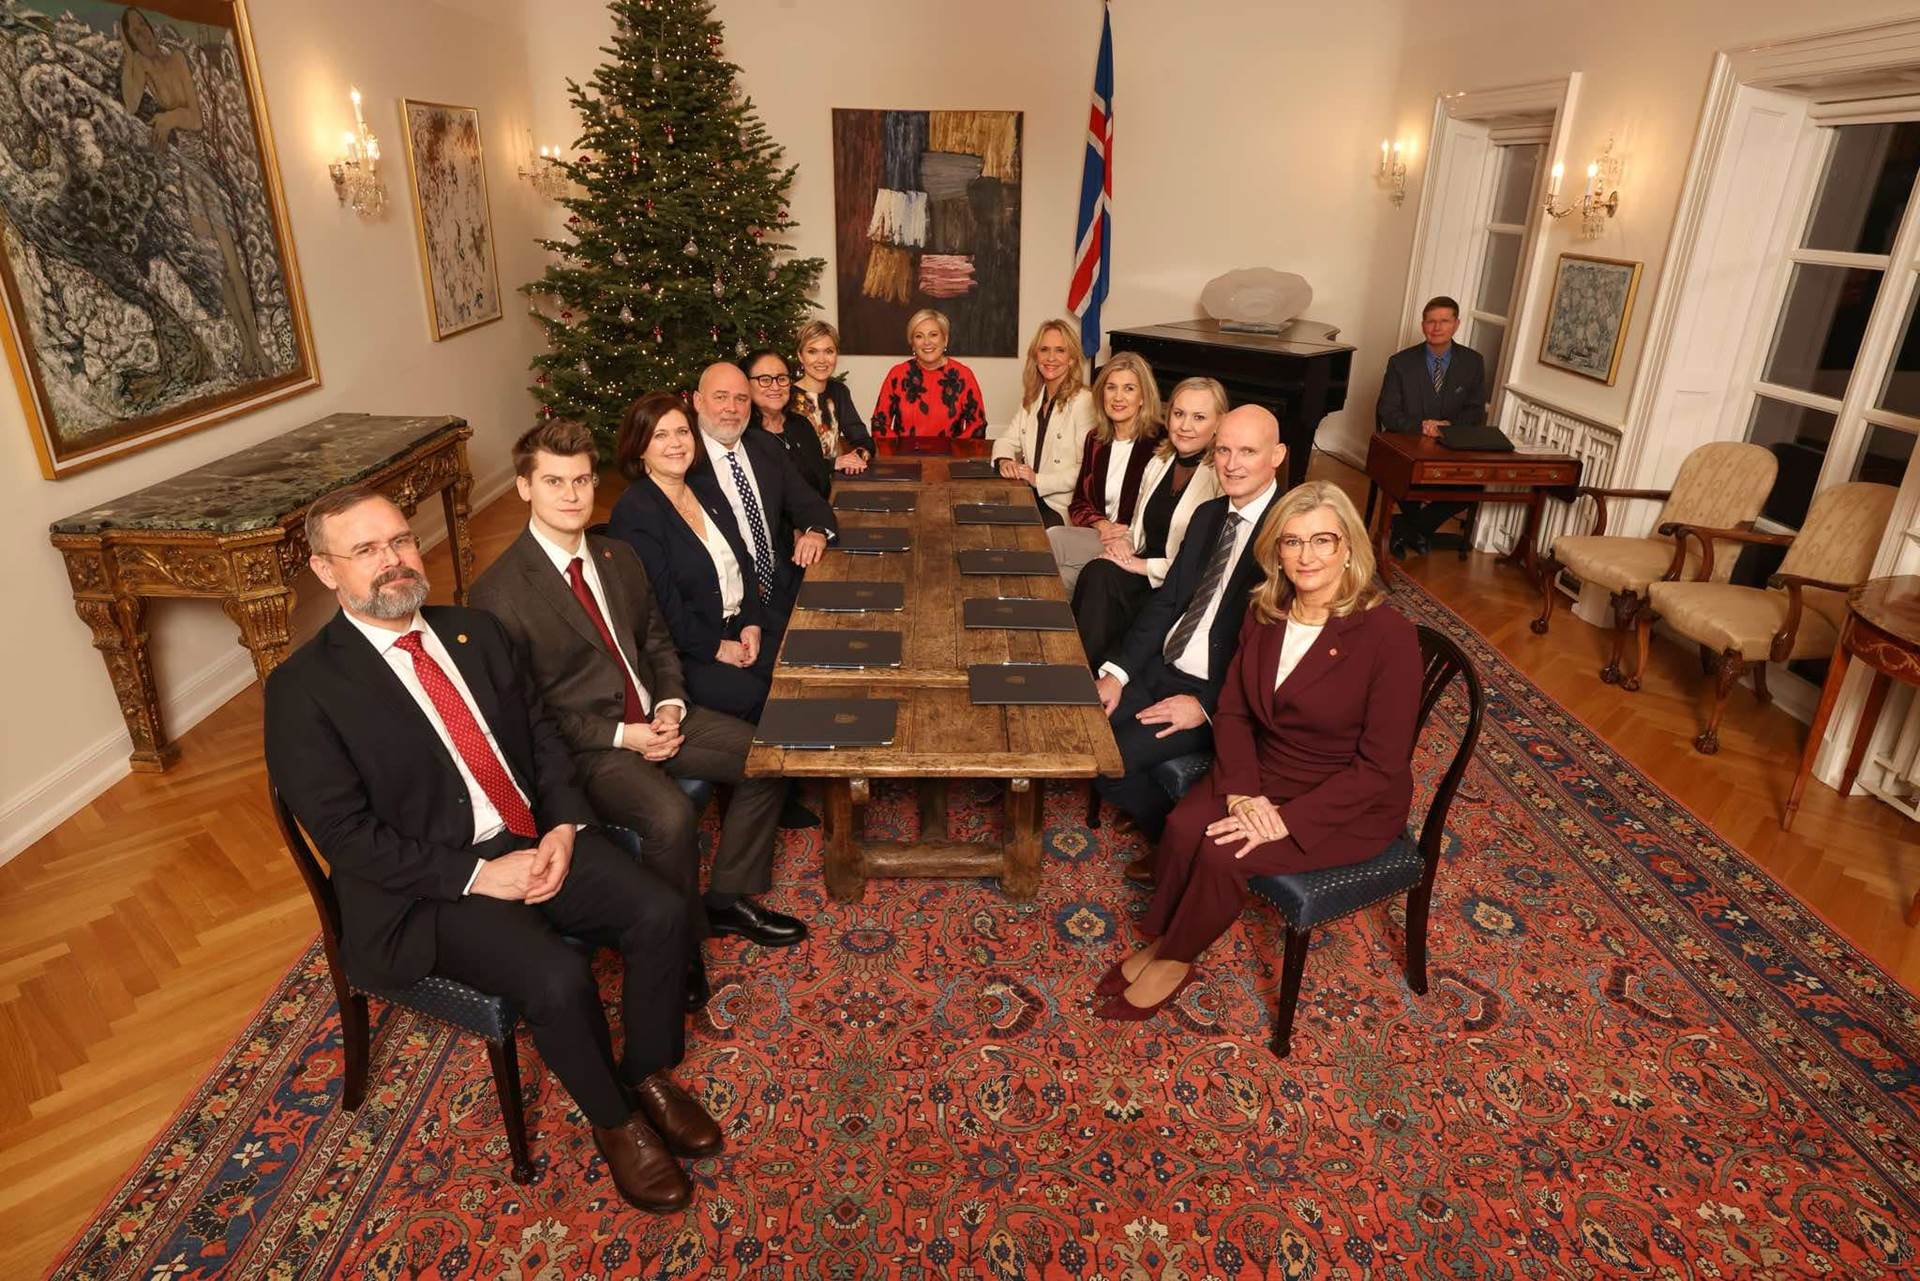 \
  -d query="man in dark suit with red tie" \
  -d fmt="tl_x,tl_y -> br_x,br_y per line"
264,487 -> 713,1214
470,421 -> 799,971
